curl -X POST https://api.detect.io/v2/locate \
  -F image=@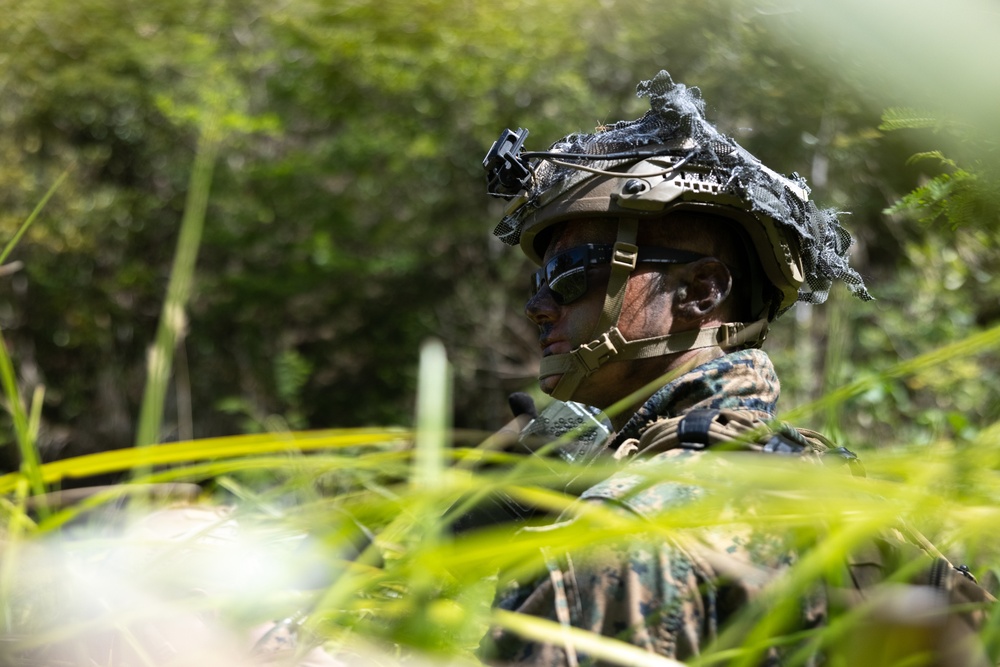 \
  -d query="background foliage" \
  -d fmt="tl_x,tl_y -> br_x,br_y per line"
1,0 -> 999,471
